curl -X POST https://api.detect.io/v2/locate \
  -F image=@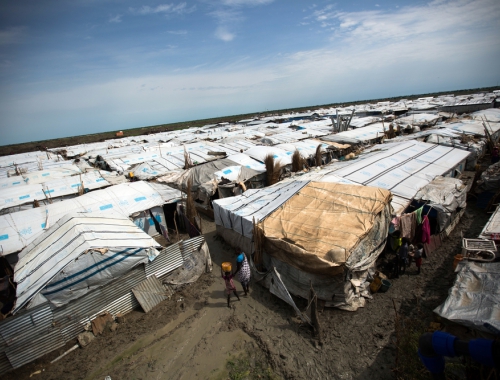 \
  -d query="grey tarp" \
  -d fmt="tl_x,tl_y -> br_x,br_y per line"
414,176 -> 467,231
434,261 -> 500,333
14,213 -> 161,313
158,158 -> 262,203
